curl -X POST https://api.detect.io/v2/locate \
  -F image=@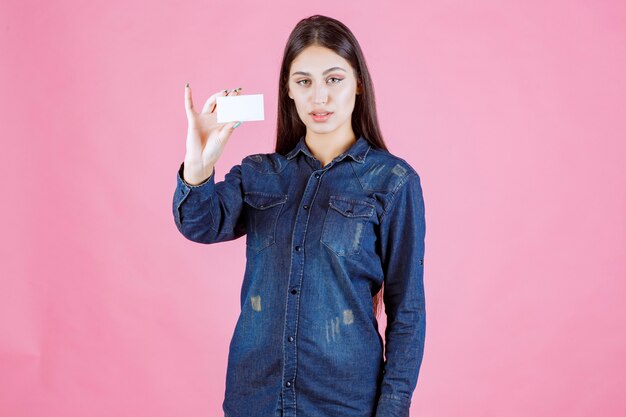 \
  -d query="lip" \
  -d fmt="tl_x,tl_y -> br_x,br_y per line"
310,111 -> 333,122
